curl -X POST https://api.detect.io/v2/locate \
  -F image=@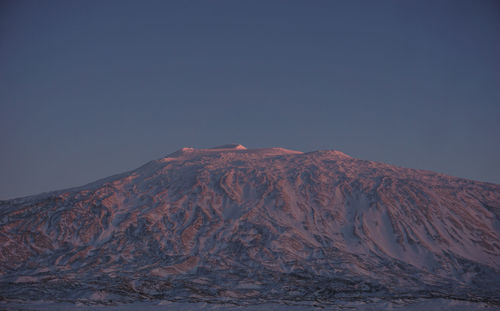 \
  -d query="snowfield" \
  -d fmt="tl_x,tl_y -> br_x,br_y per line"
1,145 -> 499,309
